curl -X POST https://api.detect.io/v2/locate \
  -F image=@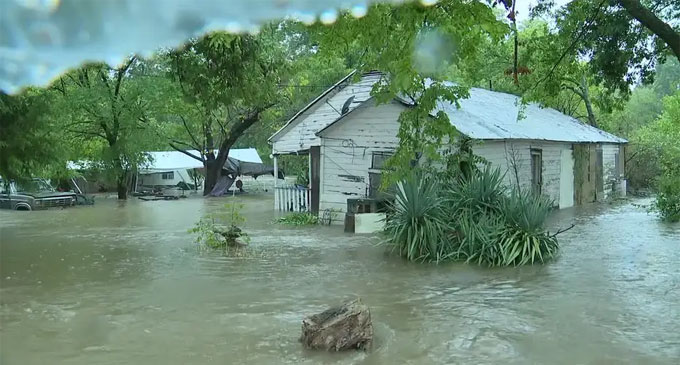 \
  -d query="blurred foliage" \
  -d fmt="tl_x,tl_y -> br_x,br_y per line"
532,0 -> 679,93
